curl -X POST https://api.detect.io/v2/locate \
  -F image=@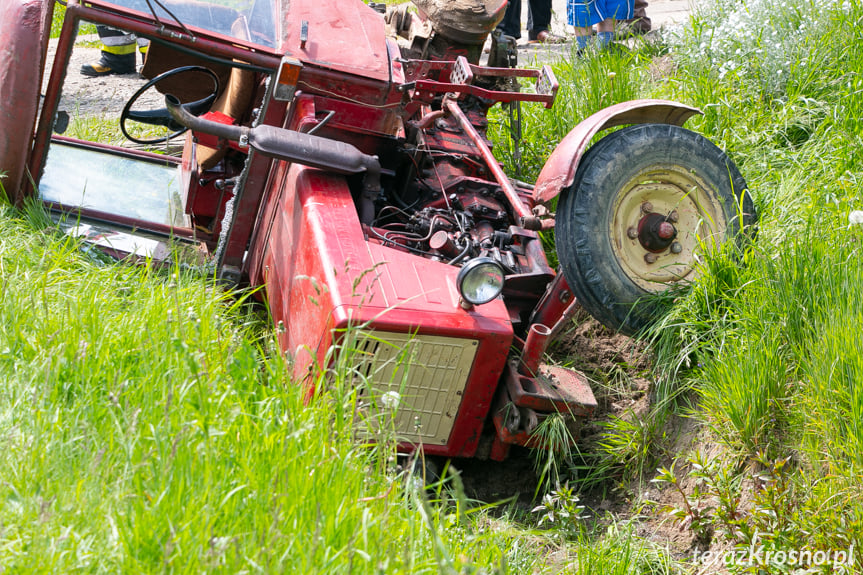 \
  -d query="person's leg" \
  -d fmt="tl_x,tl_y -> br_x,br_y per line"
596,18 -> 615,47
496,0 -> 523,39
81,25 -> 136,76
573,26 -> 593,50
595,0 -> 633,46
568,0 -> 597,50
527,0 -> 557,41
